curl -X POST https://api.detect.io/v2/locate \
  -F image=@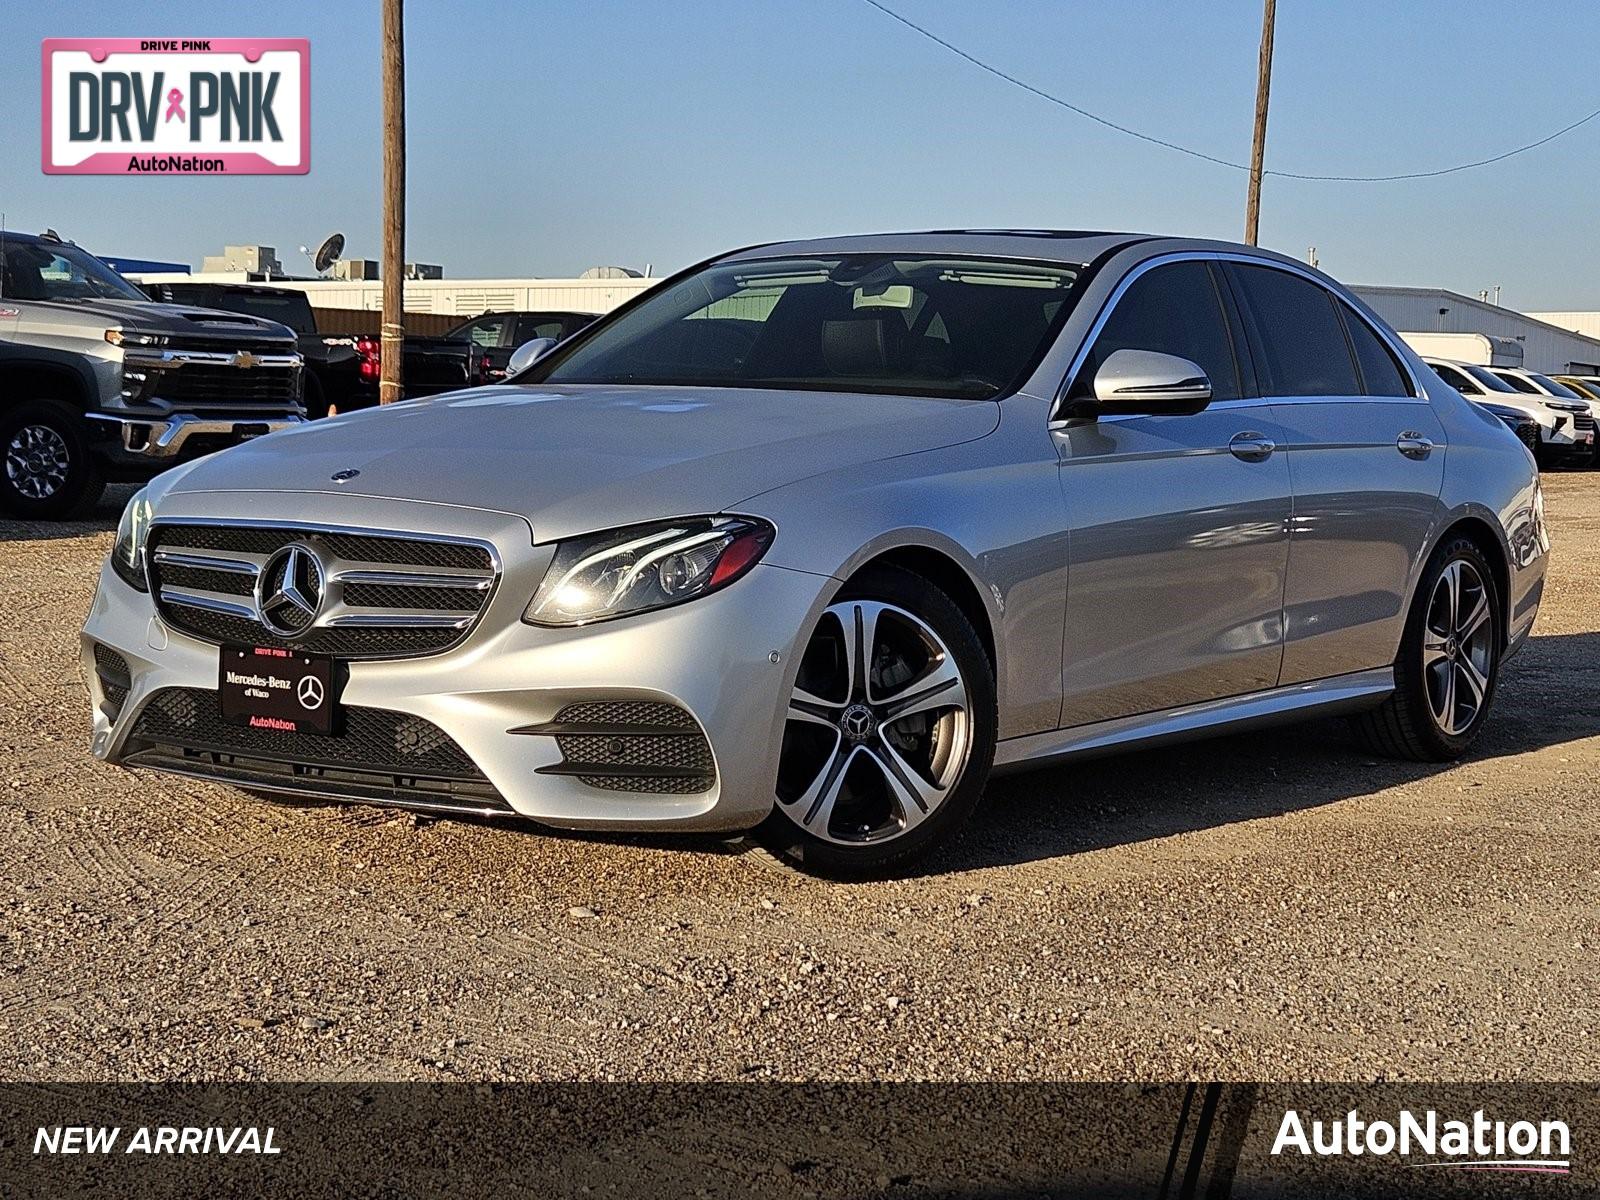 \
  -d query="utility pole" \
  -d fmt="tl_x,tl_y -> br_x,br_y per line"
1243,0 -> 1277,246
380,0 -> 406,403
